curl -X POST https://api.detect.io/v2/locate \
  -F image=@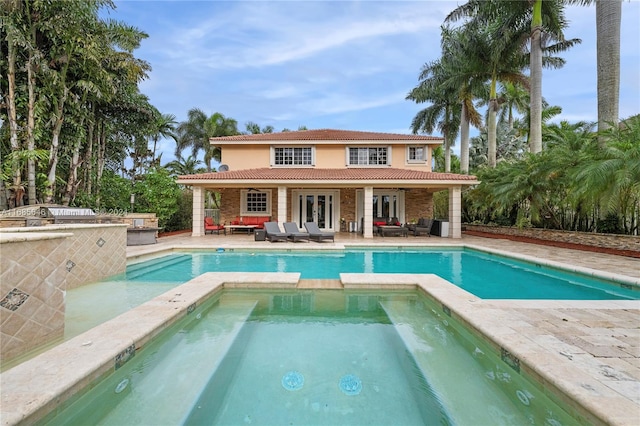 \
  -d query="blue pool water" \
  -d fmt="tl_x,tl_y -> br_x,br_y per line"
126,249 -> 637,300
